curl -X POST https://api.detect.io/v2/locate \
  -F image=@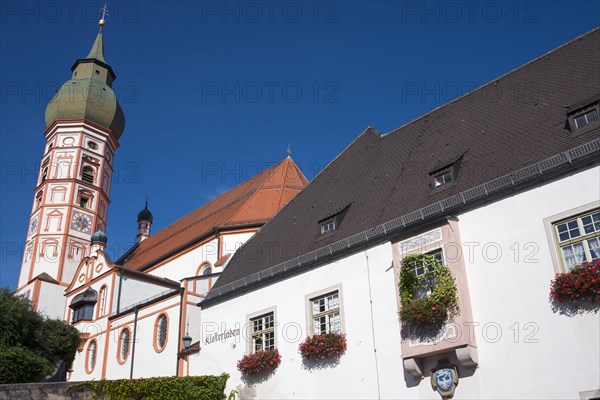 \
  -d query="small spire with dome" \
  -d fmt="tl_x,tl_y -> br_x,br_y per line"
90,229 -> 108,253
136,197 -> 153,244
